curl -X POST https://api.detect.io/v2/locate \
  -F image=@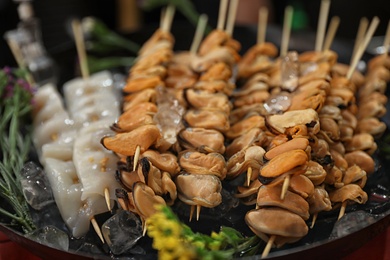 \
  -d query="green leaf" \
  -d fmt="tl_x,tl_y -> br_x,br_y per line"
87,56 -> 135,73
84,18 -> 140,54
